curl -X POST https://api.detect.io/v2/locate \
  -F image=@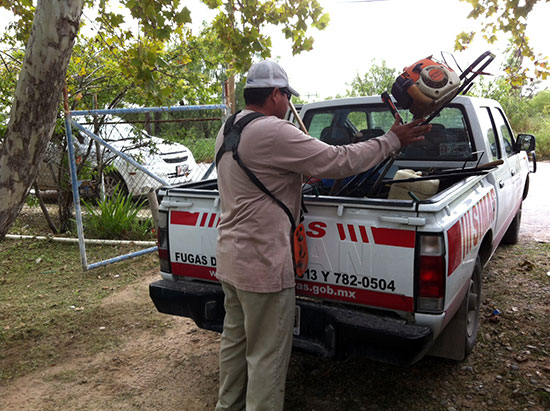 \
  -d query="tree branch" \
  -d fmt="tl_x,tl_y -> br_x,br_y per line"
32,182 -> 58,234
